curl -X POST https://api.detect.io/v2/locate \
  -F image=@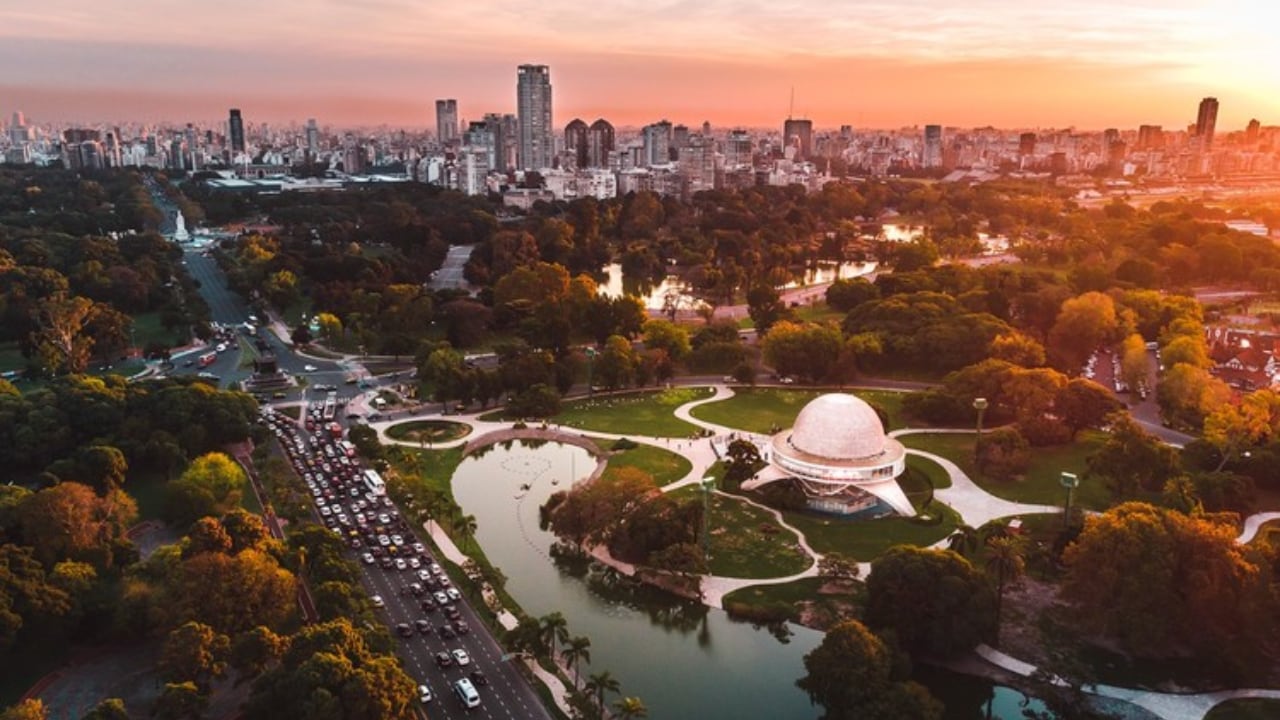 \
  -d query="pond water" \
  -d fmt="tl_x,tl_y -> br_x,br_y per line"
451,439 -> 1055,719
598,261 -> 877,310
